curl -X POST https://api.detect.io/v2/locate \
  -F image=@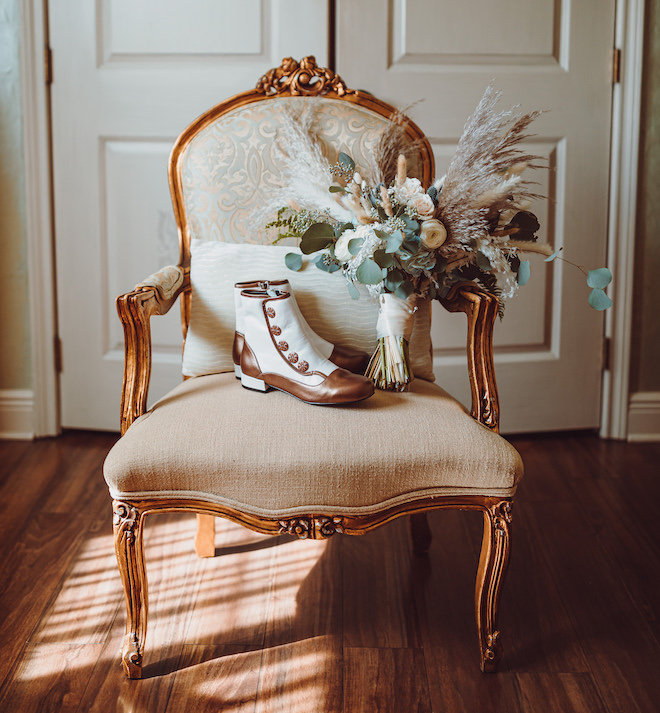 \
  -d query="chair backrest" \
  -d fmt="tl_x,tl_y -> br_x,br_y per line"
168,57 -> 436,380
169,57 -> 434,266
